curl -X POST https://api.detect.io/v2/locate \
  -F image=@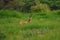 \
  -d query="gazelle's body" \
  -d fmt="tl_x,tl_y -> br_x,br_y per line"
19,17 -> 32,25
19,20 -> 28,24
